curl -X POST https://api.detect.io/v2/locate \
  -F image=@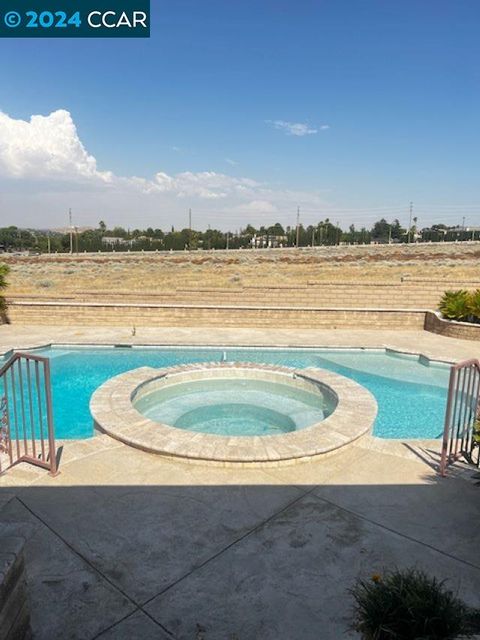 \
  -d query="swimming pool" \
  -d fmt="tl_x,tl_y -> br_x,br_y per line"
2,346 -> 451,439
